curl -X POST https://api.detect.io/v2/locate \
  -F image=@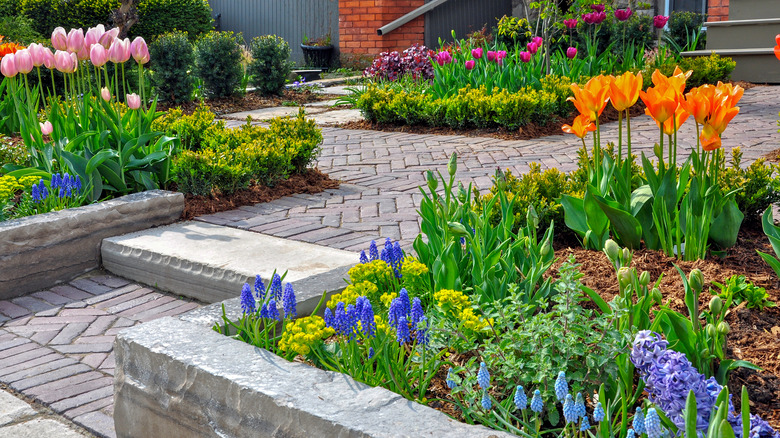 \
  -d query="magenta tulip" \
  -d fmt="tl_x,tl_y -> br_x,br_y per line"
435,50 -> 452,66
51,27 -> 67,51
497,50 -> 507,60
591,4 -> 605,13
527,42 -> 539,54
0,54 -> 17,77
653,15 -> 669,28
28,43 -> 46,67
532,36 -> 543,46
567,47 -> 577,59
85,24 -> 105,47
564,18 -> 578,29
67,28 -> 84,53
519,51 -> 531,63
90,44 -> 108,67
471,47 -> 483,59
130,37 -> 150,64
14,49 -> 33,74
126,93 -> 141,110
101,87 -> 111,102
486,50 -> 496,61
42,48 -> 55,69
465,59 -> 475,70
615,8 -> 633,21
583,11 -> 607,25
40,121 -> 53,135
